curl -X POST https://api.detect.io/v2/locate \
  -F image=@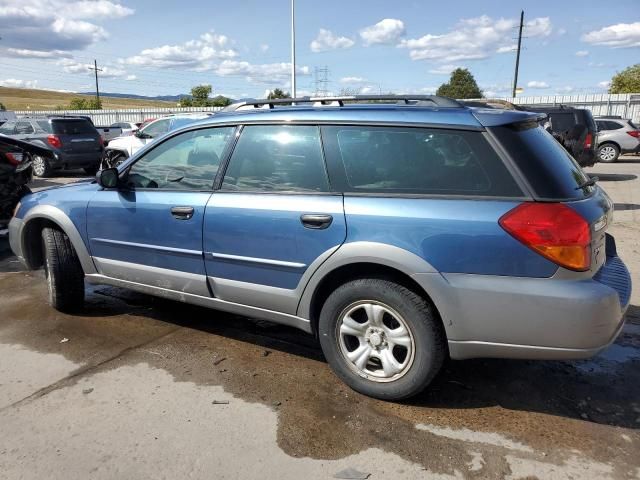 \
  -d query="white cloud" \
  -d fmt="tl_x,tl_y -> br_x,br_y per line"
259,44 -> 269,52
124,31 -> 237,69
400,15 -> 552,62
0,1 -> 126,54
598,80 -> 611,89
360,19 -> 405,46
557,28 -> 567,36
0,78 -> 38,89
557,86 -> 575,93
496,44 -> 516,54
527,81 -> 550,89
582,22 -> 640,48
214,60 -> 310,85
428,64 -> 462,75
3,47 -> 72,58
340,76 -> 367,84
359,86 -> 376,94
310,29 -> 355,52
125,75 -> 137,81
575,50 -> 589,57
